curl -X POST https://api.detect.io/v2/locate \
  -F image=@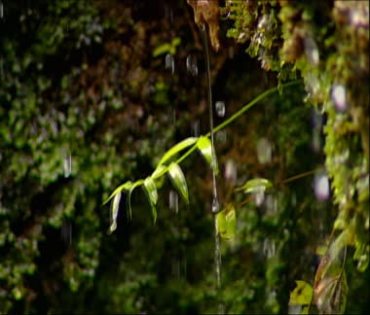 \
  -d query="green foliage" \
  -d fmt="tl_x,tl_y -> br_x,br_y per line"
158,137 -> 197,166
289,280 -> 313,314
143,177 -> 158,223
1,0 -> 368,314
168,163 -> 189,204
238,178 -> 273,194
196,136 -> 218,174
152,37 -> 181,57
215,204 -> 236,240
